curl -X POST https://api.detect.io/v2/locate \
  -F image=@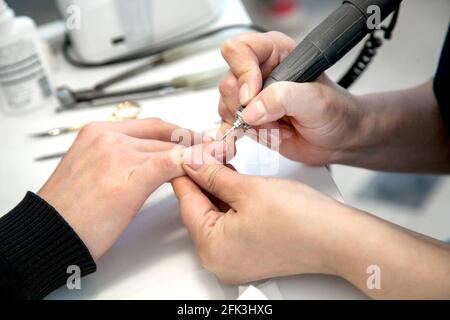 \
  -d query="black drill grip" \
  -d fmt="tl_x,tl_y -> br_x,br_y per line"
264,0 -> 402,87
